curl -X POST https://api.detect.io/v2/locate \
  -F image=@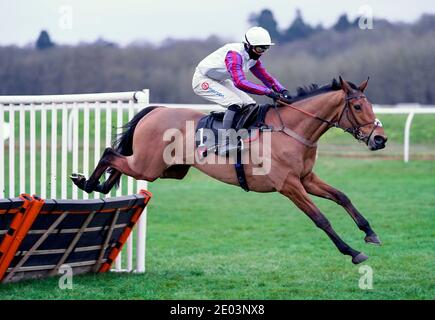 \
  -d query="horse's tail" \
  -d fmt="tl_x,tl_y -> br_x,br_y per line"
109,106 -> 160,186
112,106 -> 159,156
